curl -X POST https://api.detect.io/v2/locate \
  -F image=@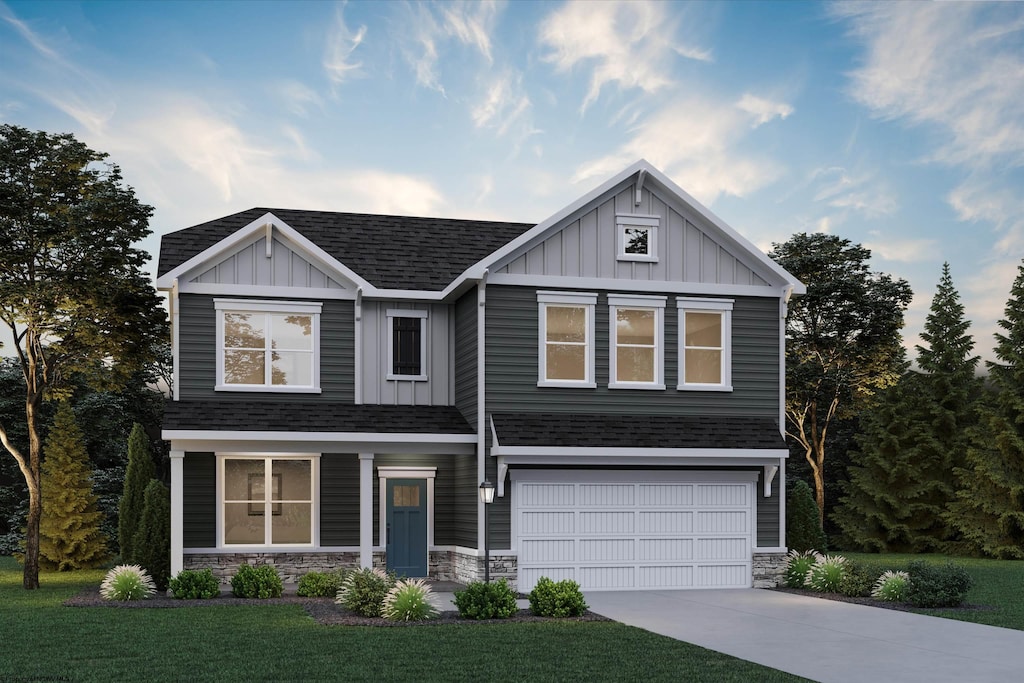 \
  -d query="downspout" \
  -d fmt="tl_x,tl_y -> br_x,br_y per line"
354,287 -> 363,404
779,284 -> 794,550
171,279 -> 180,401
476,270 -> 489,556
